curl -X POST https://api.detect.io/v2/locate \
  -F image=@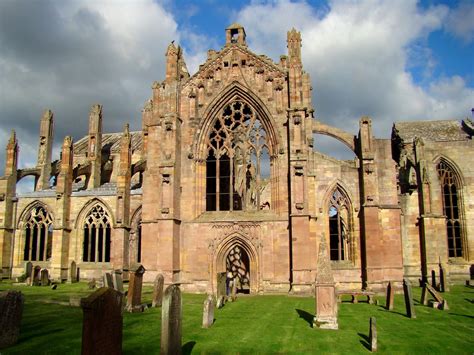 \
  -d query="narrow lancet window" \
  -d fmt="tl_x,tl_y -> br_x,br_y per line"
437,161 -> 464,258
328,189 -> 351,261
